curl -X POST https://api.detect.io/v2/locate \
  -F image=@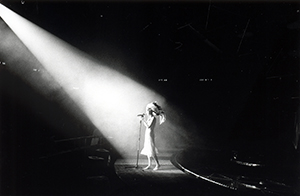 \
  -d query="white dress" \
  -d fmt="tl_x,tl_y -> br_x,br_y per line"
141,116 -> 158,157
